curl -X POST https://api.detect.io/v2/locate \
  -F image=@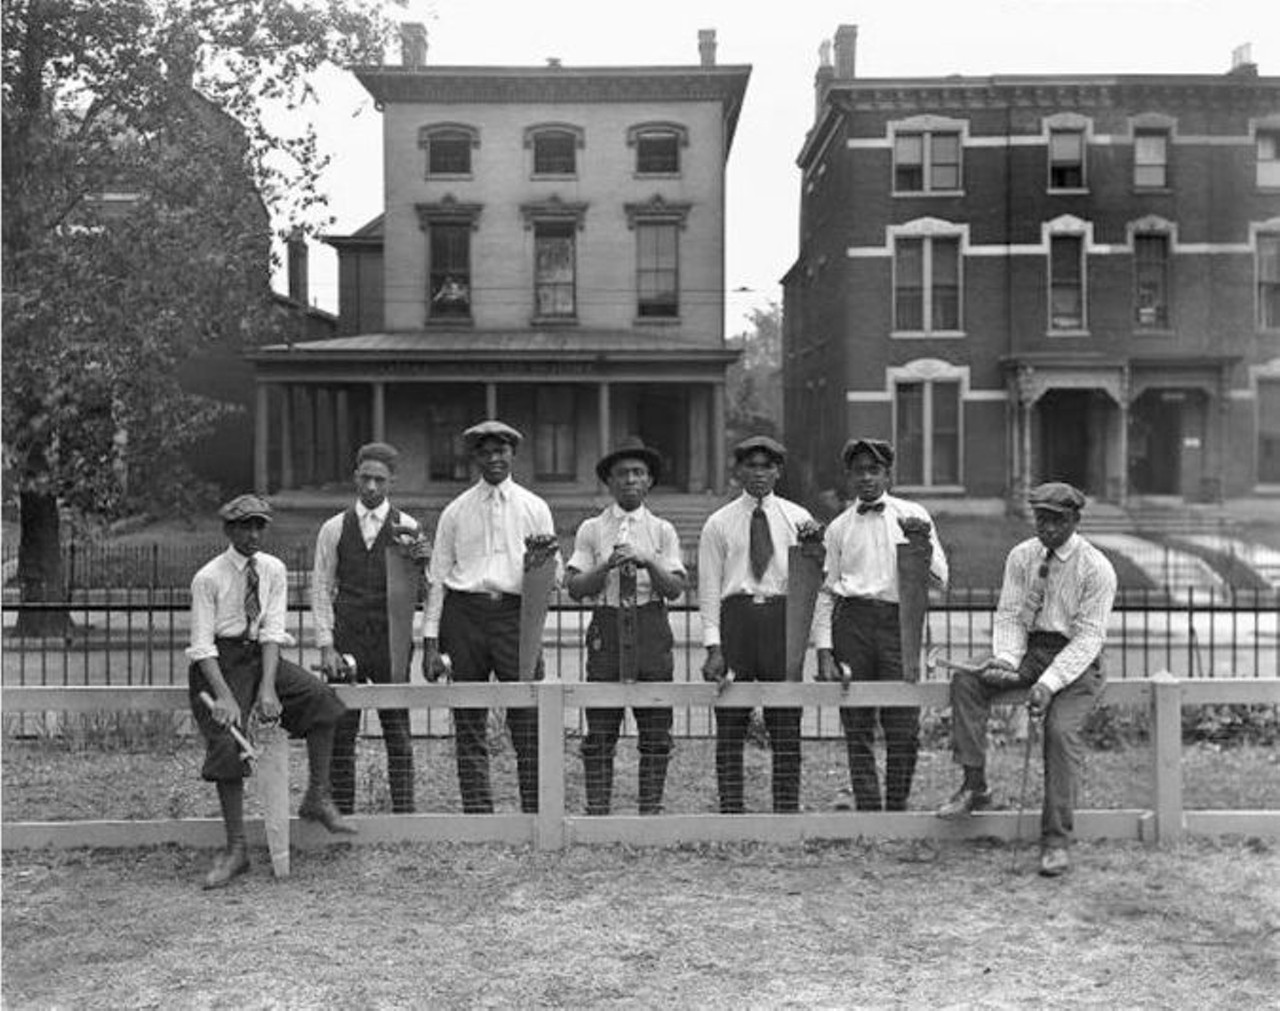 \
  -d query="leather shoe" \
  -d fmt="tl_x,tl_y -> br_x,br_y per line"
1039,847 -> 1070,877
936,786 -> 994,819
299,792 -> 358,835
202,845 -> 250,890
